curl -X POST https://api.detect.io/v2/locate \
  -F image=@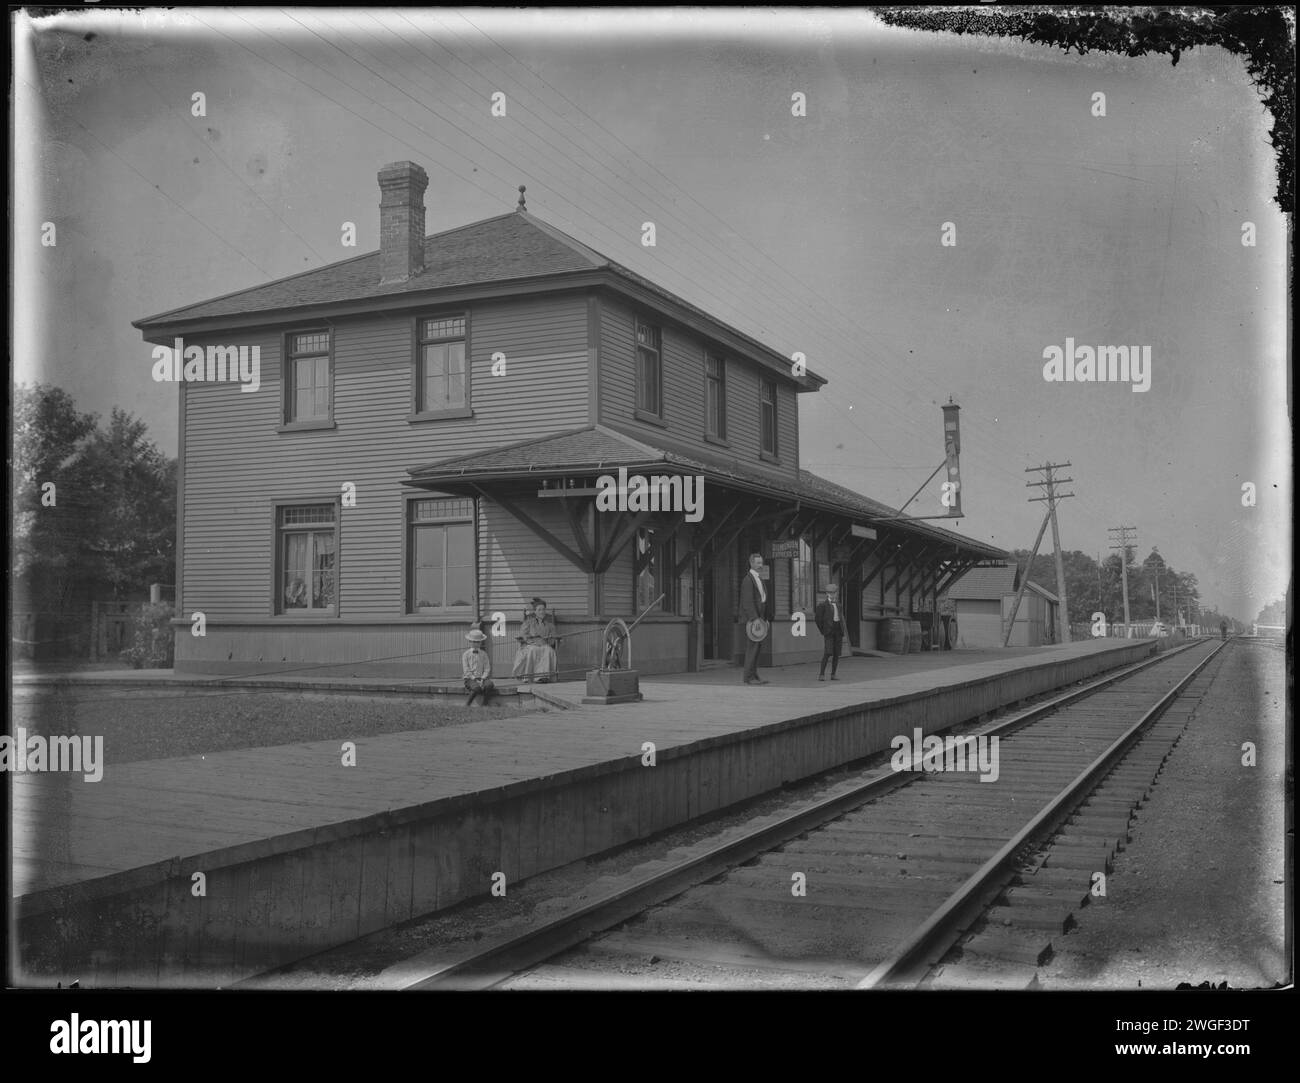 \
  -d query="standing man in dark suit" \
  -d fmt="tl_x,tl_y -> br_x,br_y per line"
816,582 -> 844,681
739,552 -> 770,685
